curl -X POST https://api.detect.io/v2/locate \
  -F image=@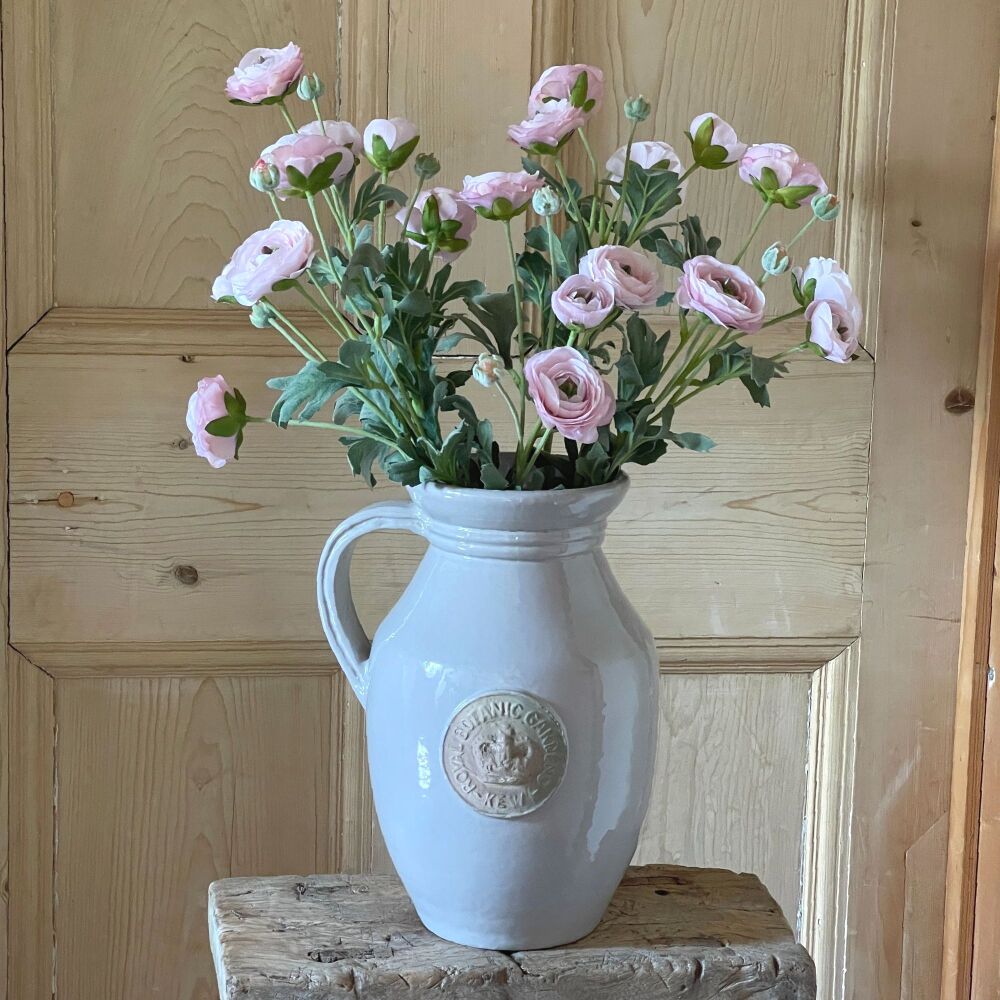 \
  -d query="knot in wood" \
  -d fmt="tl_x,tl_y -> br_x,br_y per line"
944,387 -> 975,413
173,564 -> 199,586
